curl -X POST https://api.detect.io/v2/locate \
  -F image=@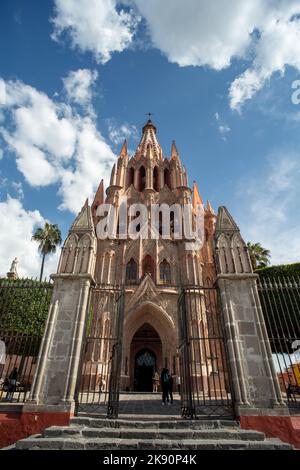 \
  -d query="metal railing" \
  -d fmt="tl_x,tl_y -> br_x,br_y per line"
178,285 -> 234,419
258,276 -> 300,410
75,283 -> 125,418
